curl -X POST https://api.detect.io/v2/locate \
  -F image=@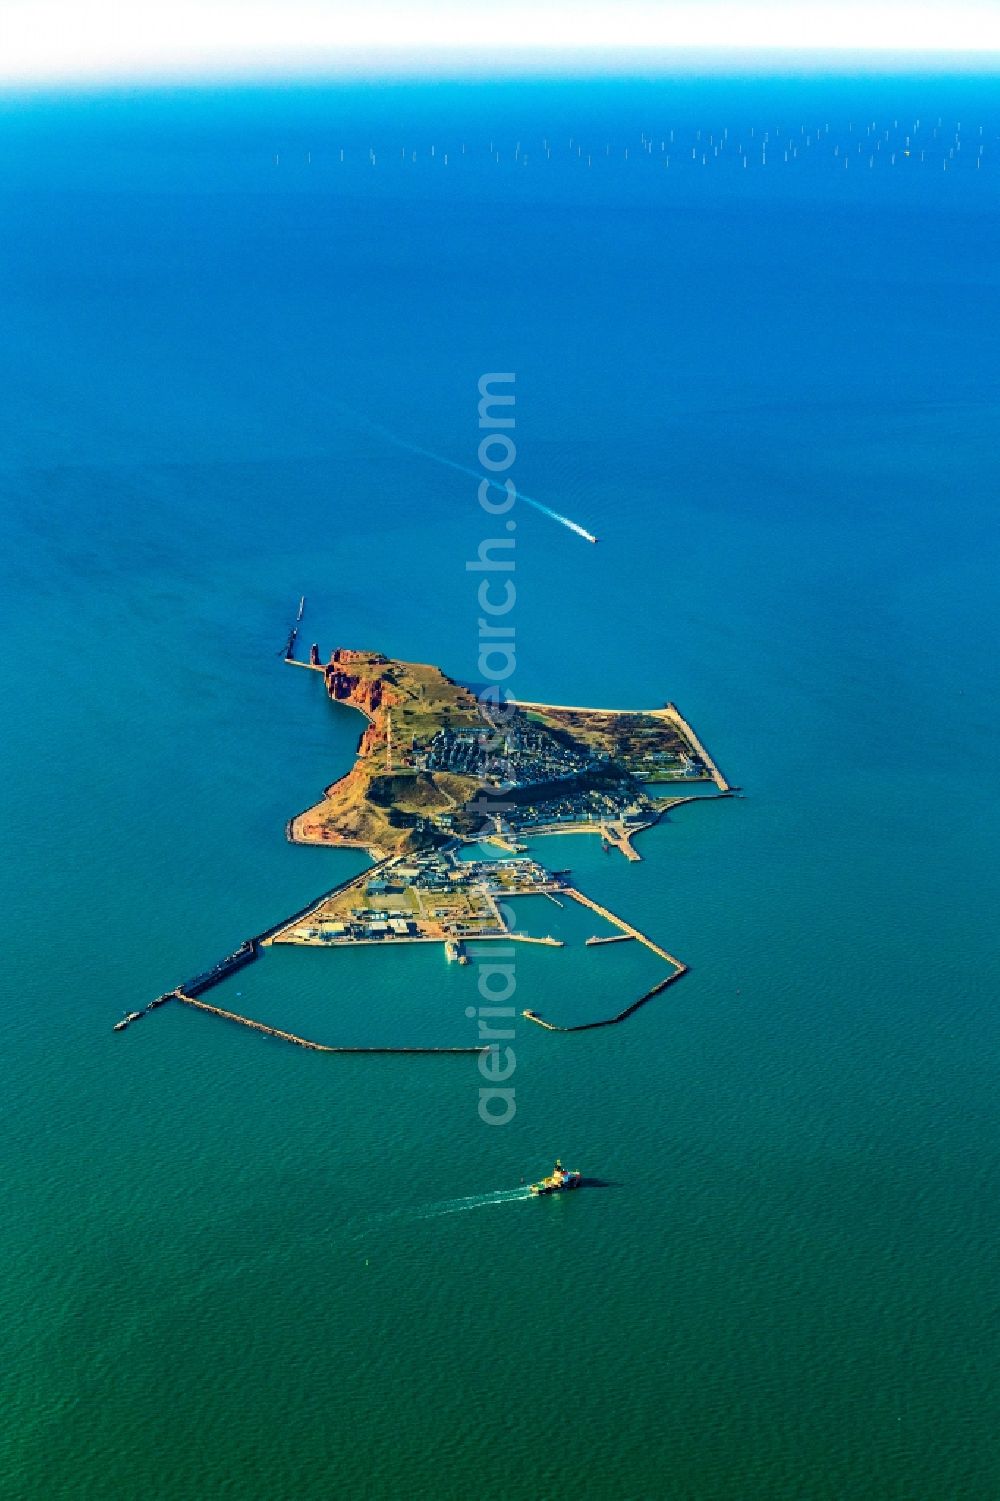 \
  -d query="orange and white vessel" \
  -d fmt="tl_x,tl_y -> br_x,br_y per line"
529,1160 -> 581,1196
